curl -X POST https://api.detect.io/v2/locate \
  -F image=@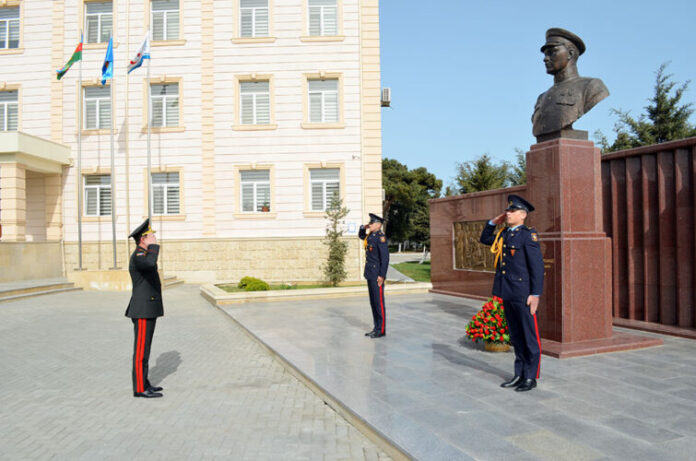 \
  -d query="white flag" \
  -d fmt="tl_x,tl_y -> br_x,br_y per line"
127,34 -> 151,74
